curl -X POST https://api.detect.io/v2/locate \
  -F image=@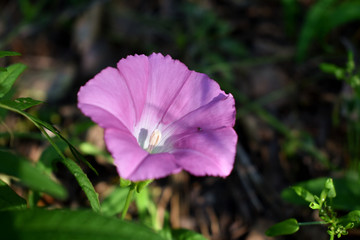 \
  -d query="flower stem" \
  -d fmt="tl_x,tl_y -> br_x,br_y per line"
121,184 -> 135,220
